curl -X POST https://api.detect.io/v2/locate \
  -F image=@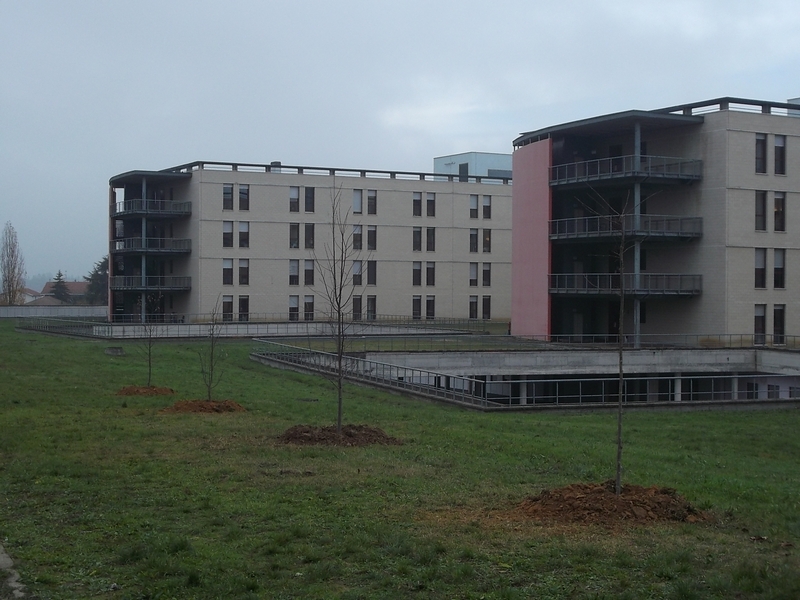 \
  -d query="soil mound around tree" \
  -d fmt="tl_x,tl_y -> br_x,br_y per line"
159,400 -> 247,414
279,424 -> 403,447
117,385 -> 175,396
519,480 -> 708,527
